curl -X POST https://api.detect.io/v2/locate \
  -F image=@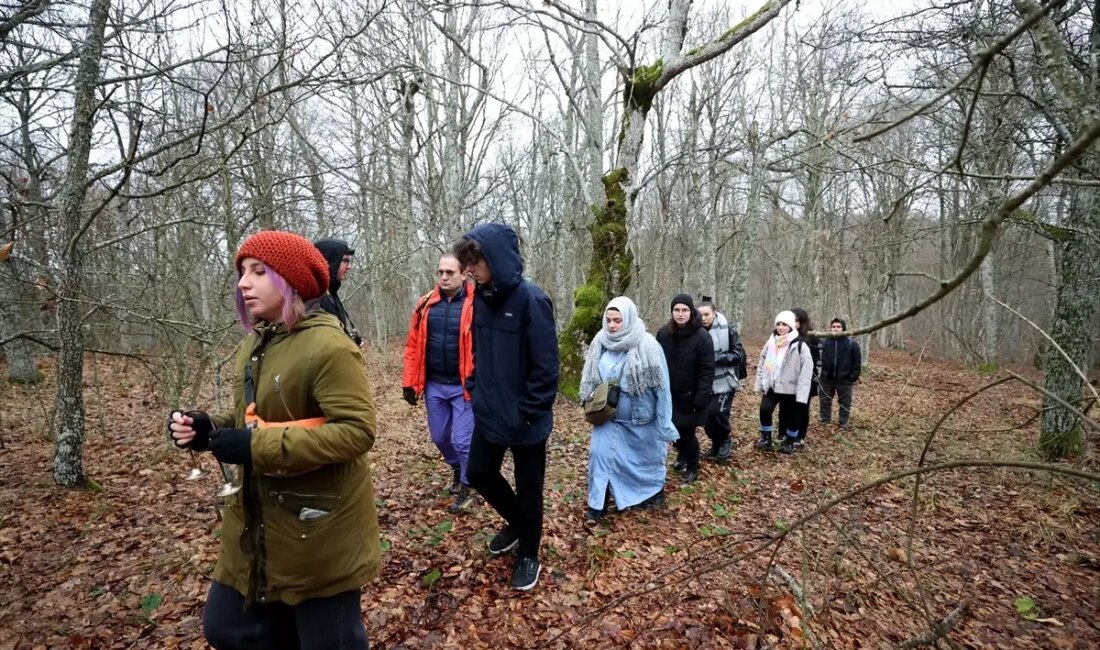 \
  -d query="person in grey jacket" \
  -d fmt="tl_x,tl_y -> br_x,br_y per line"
754,310 -> 814,455
698,298 -> 745,461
